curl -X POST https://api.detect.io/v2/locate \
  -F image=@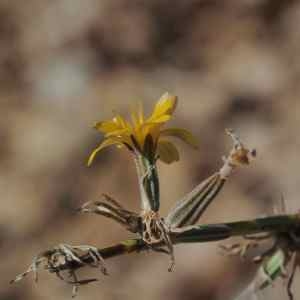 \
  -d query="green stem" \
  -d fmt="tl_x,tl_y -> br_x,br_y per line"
134,154 -> 160,212
54,213 -> 300,270
174,214 -> 300,243
222,214 -> 300,236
